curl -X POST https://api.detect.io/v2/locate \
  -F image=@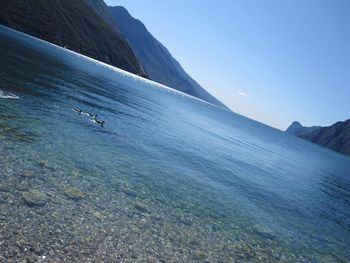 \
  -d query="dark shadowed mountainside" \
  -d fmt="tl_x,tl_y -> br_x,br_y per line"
0,0 -> 146,76
286,120 -> 350,156
81,0 -> 121,35
109,6 -> 227,108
